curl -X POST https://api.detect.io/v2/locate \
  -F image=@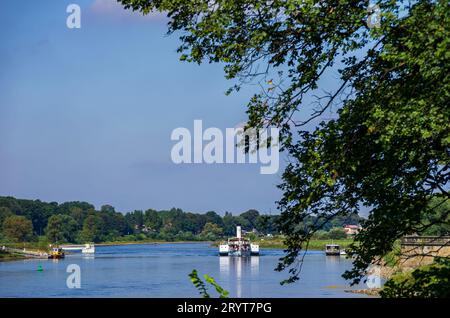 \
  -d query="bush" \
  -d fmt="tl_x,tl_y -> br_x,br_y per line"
328,227 -> 347,240
380,258 -> 450,298
312,230 -> 330,240
175,231 -> 196,241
